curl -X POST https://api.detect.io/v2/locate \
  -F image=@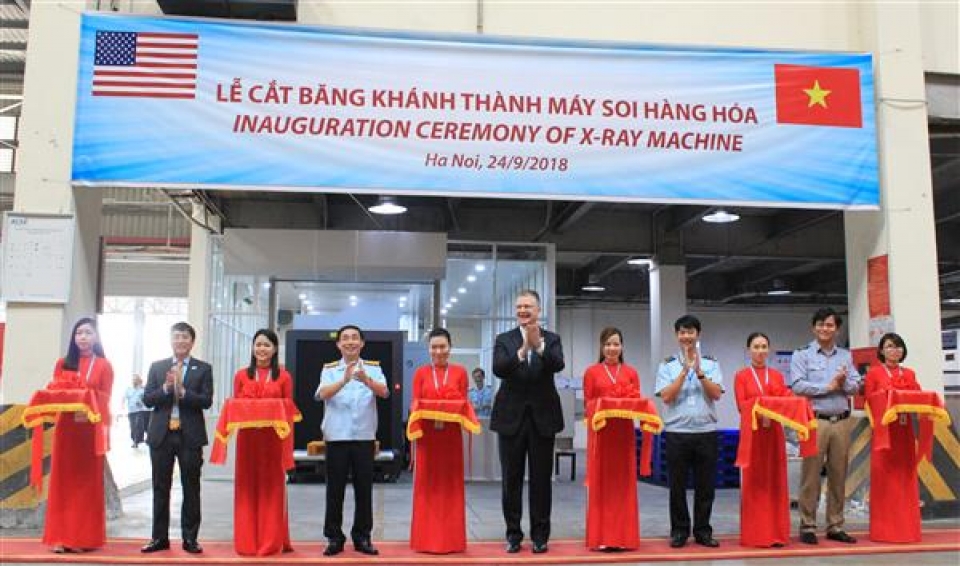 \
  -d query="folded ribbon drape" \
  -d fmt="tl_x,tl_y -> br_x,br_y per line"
406,399 -> 481,441
866,389 -> 950,461
587,397 -> 662,477
22,388 -> 104,493
210,398 -> 302,470
736,396 -> 817,468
